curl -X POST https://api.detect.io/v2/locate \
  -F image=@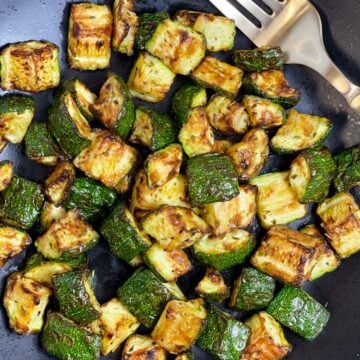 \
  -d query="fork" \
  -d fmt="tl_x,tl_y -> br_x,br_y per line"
208,0 -> 360,113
